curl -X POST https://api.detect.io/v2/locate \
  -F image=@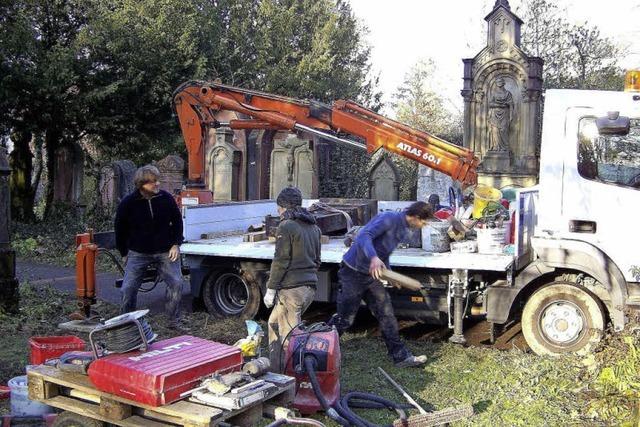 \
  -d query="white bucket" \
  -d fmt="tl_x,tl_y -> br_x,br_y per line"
8,375 -> 54,416
476,221 -> 511,255
422,221 -> 451,253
